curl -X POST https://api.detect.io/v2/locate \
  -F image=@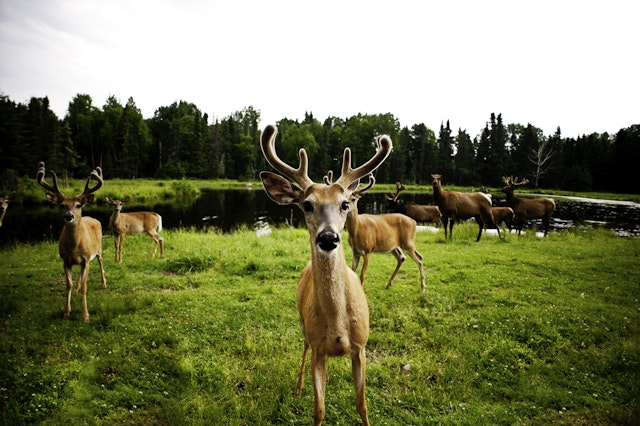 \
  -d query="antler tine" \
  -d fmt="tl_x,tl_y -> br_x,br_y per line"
502,176 -> 511,186
393,181 -> 407,202
36,161 -> 62,195
261,125 -> 313,189
323,170 -> 334,185
83,166 -> 104,195
359,174 -> 376,193
512,176 -> 529,187
335,135 -> 393,188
